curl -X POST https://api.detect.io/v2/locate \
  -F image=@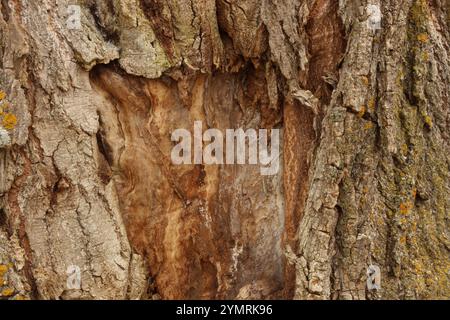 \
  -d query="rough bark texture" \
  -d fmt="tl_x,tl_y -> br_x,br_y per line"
0,0 -> 449,300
